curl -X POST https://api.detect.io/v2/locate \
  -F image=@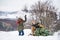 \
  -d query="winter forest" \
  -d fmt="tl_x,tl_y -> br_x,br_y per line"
0,0 -> 60,40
